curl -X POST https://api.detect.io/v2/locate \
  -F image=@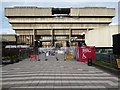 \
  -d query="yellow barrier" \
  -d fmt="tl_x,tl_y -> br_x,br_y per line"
66,54 -> 74,59
116,59 -> 120,68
